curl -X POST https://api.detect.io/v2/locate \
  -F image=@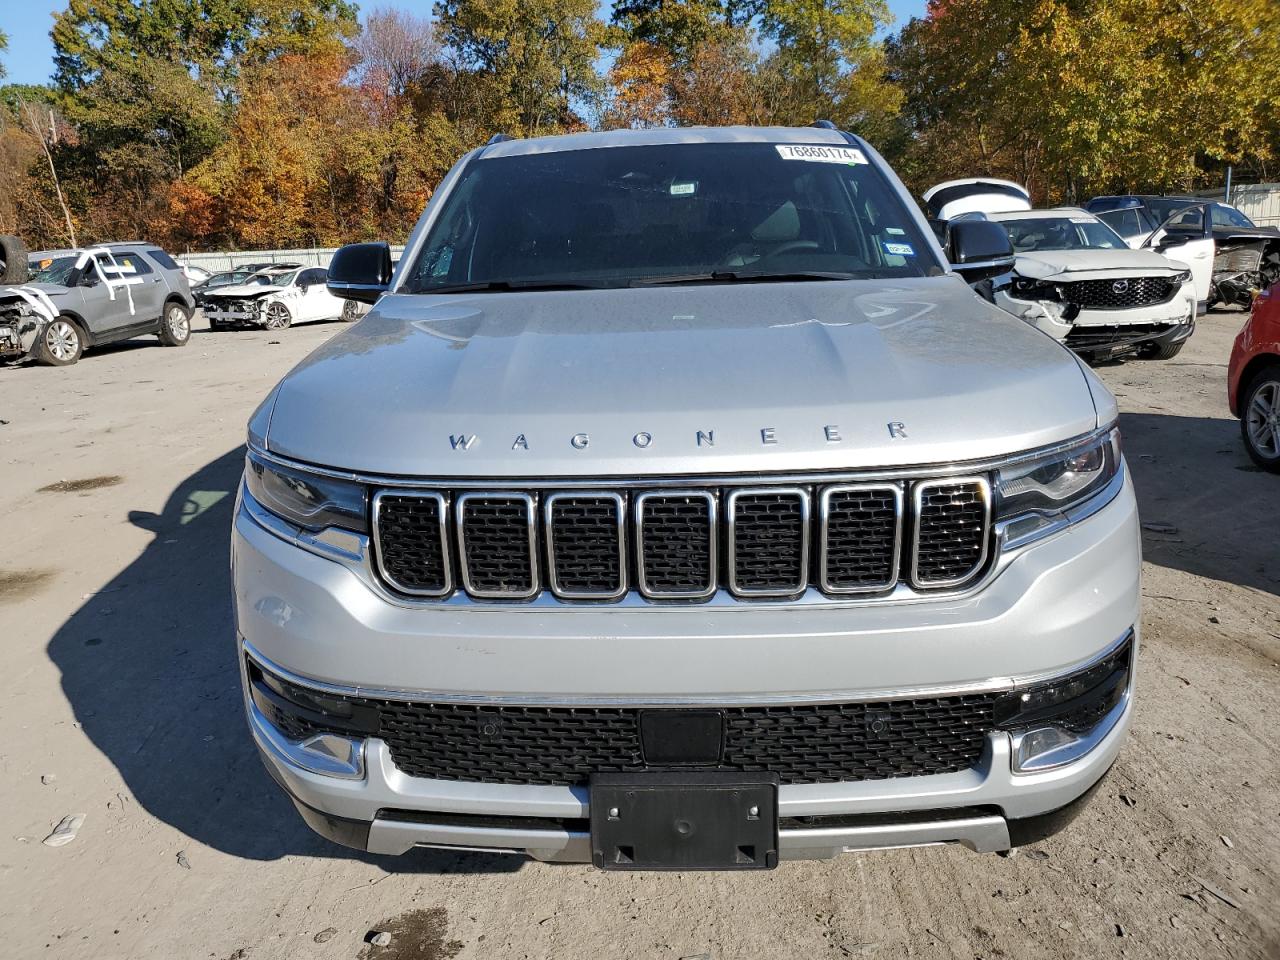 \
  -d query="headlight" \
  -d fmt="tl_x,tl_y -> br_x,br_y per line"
995,427 -> 1122,547
244,449 -> 368,533
1171,269 -> 1192,284
1008,276 -> 1062,300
